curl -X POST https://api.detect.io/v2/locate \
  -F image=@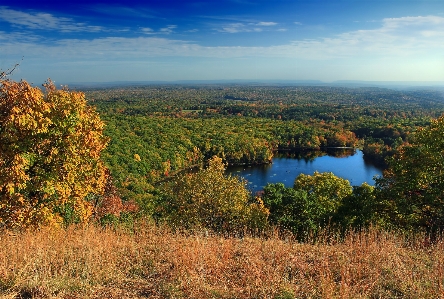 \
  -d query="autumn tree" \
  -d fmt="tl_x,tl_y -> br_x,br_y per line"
376,115 -> 444,233
0,79 -> 109,228
156,156 -> 269,233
